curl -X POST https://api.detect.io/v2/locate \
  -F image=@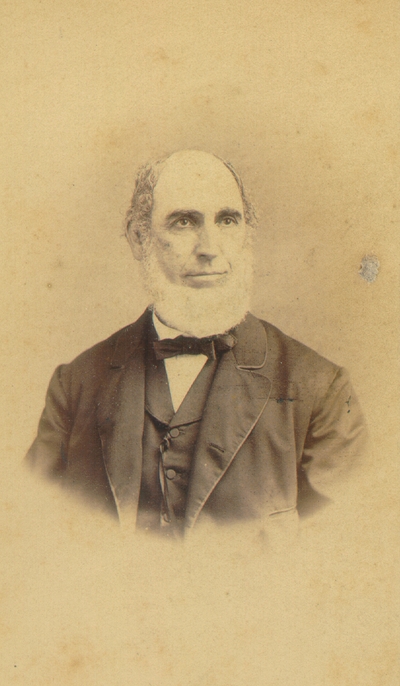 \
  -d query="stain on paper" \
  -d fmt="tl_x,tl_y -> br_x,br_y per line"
359,255 -> 379,282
